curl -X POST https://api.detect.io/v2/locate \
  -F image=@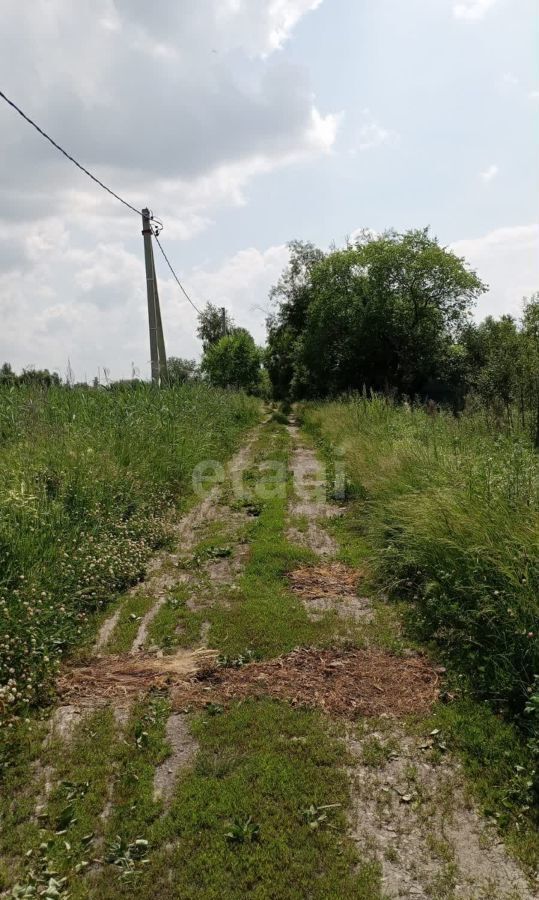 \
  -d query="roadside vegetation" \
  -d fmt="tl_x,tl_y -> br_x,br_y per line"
301,396 -> 539,859
0,382 -> 259,725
